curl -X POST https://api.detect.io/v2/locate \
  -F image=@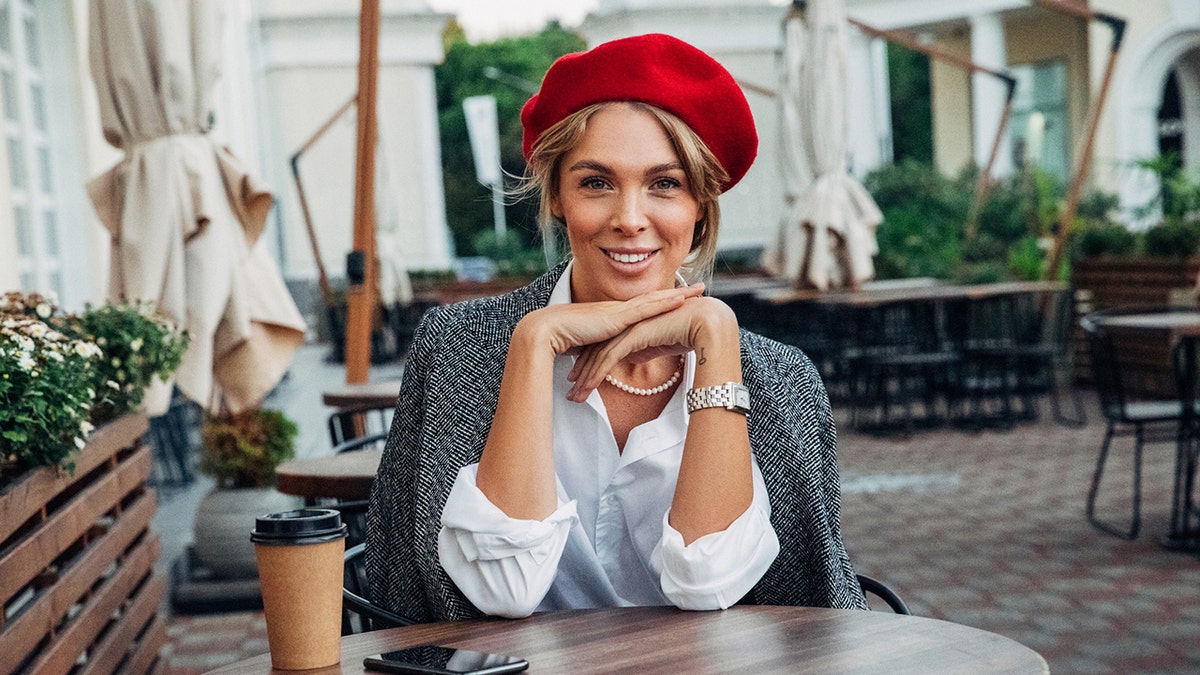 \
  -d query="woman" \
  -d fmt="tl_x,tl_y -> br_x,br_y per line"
367,33 -> 866,622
